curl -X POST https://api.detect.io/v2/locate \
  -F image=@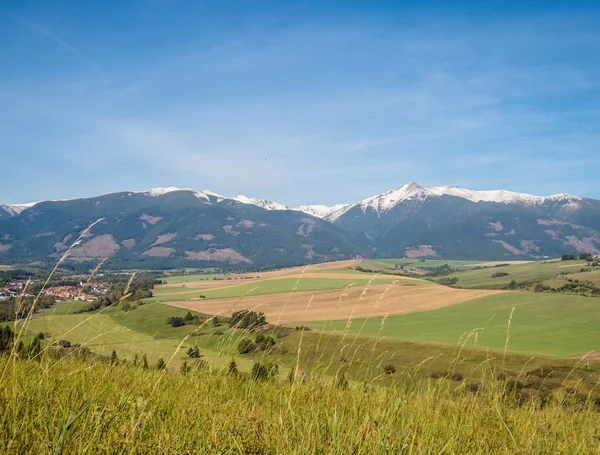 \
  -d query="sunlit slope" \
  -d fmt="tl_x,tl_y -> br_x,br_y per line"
305,292 -> 600,357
